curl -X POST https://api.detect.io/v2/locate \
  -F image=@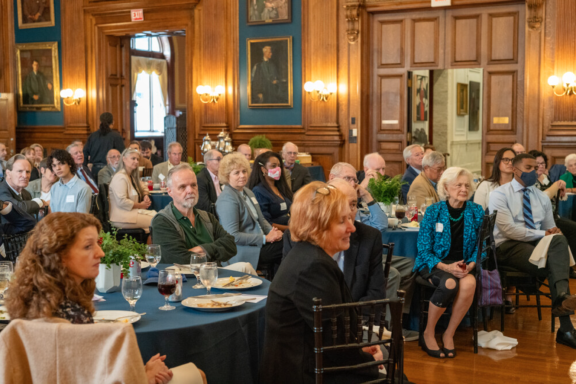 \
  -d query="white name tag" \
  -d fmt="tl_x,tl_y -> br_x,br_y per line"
280,202 -> 287,210
251,197 -> 258,205
436,223 -> 444,232
66,195 -> 75,203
